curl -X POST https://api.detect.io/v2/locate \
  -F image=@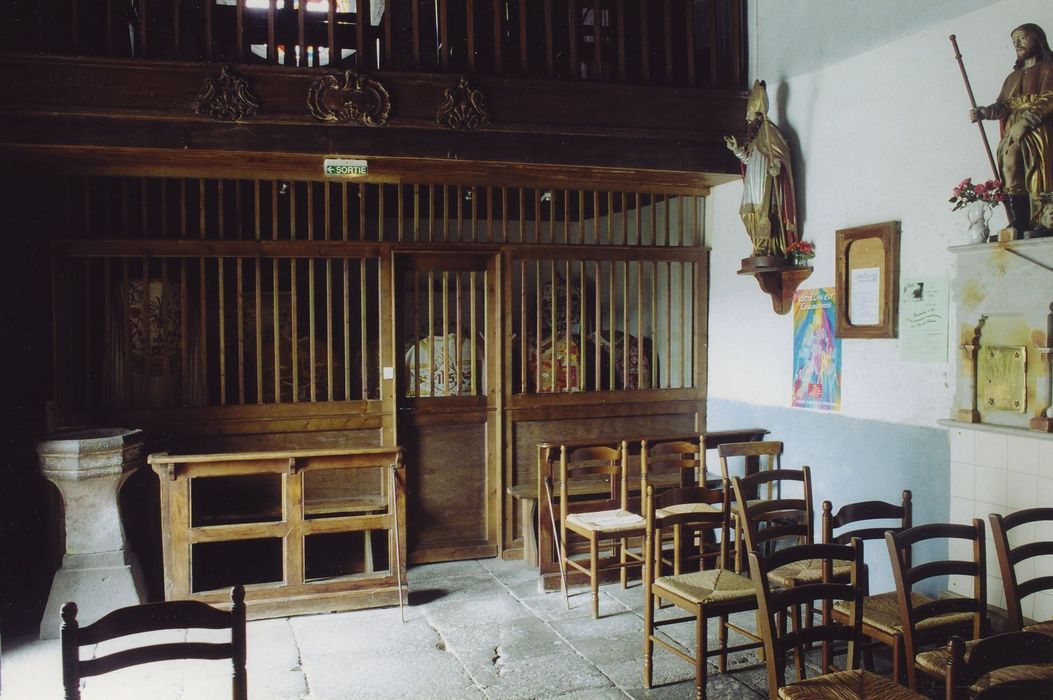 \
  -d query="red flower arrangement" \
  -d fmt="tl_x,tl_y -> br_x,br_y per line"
786,239 -> 815,259
949,177 -> 1005,211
